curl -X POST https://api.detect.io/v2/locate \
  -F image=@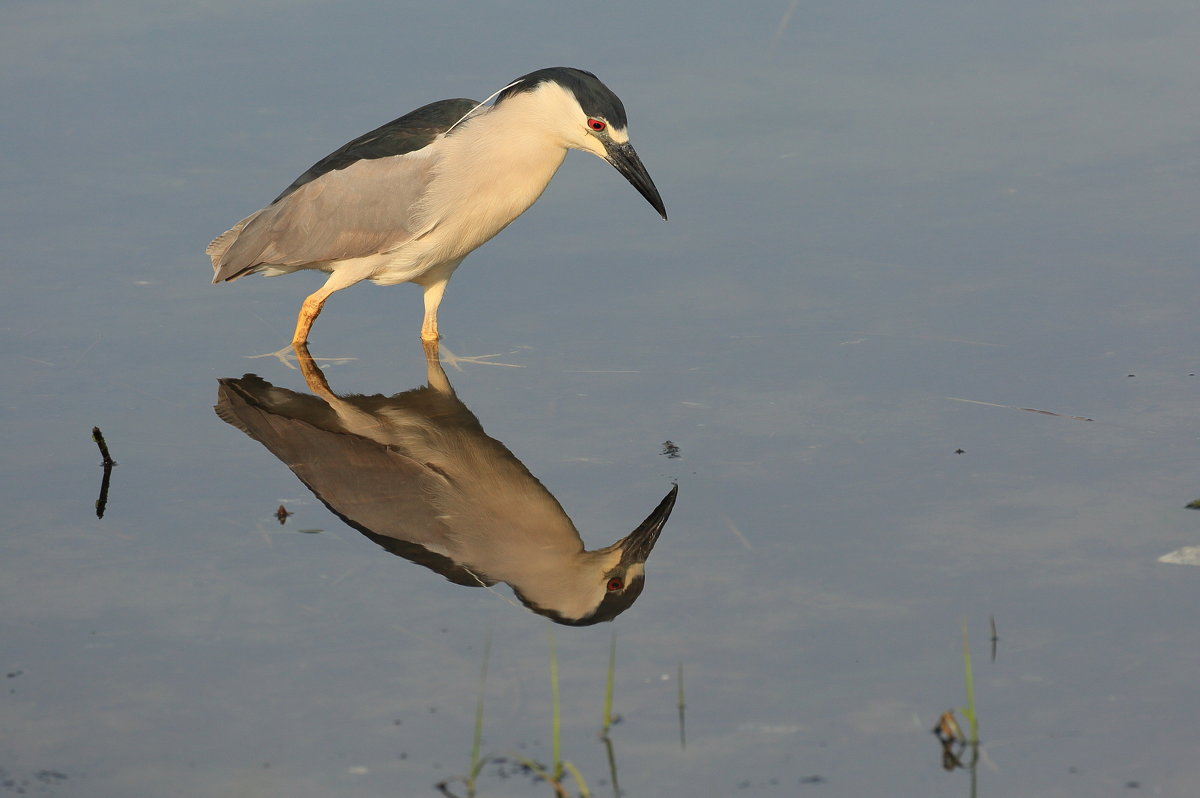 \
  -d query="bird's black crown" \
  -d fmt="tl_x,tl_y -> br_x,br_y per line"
496,67 -> 629,130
